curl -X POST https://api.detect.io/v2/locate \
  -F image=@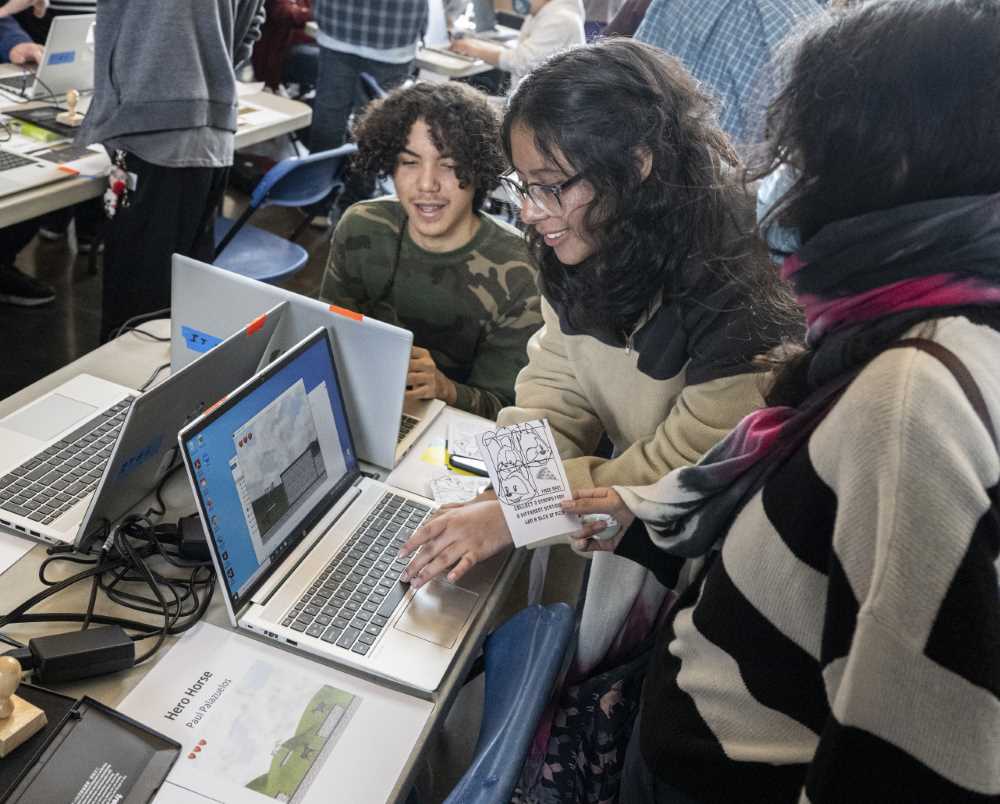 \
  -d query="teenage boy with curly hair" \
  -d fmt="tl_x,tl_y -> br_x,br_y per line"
320,82 -> 542,420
